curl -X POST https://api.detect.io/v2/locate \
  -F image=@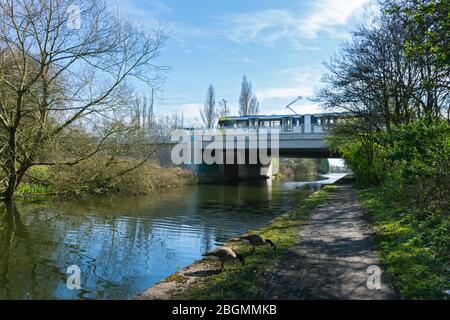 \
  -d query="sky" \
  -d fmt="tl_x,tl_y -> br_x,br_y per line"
117,0 -> 371,126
